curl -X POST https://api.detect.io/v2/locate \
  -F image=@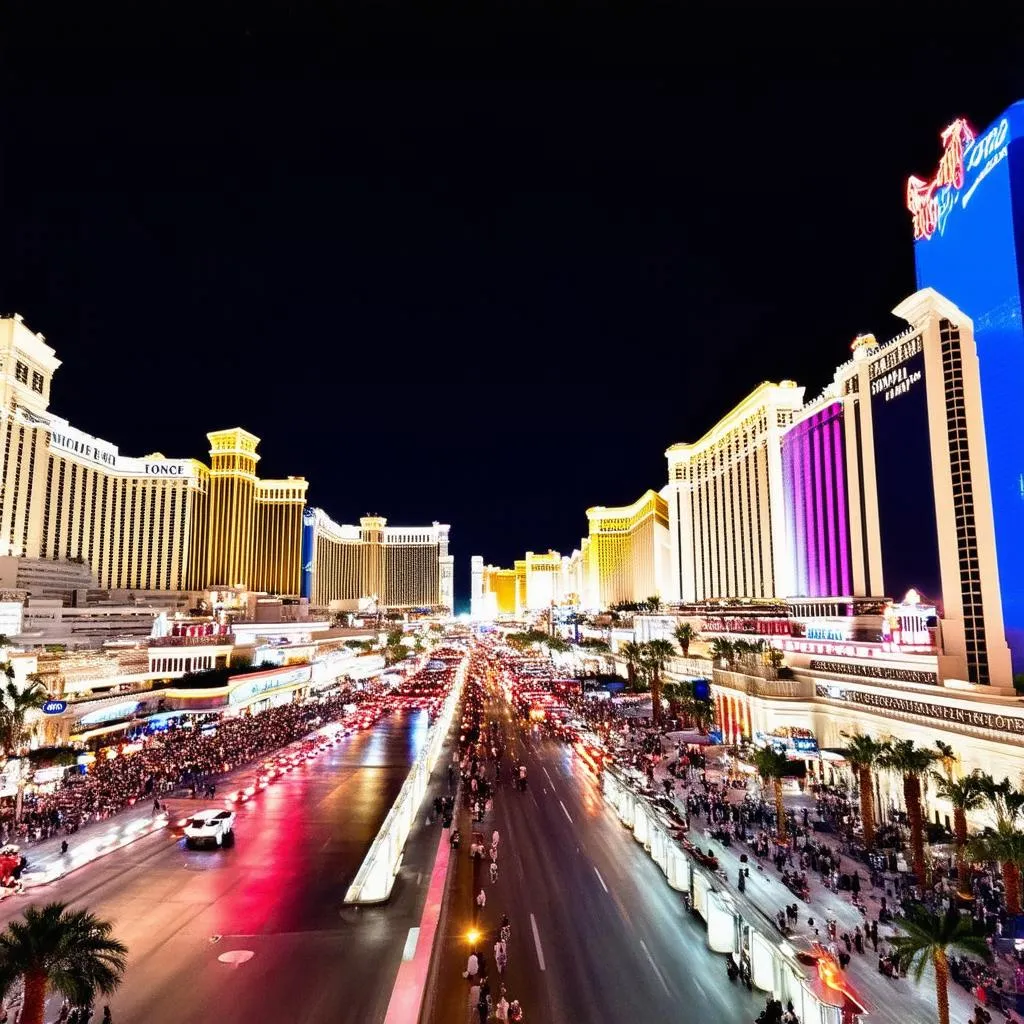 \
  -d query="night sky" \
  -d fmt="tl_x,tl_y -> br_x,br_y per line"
4,11 -> 1024,608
